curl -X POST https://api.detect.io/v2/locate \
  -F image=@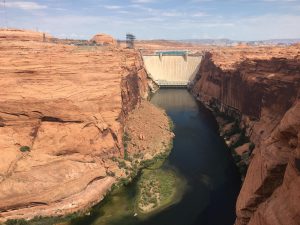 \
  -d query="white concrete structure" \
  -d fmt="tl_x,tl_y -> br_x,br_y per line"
142,55 -> 202,87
